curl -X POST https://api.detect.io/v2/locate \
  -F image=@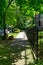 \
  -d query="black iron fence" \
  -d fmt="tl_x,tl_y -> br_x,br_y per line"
25,26 -> 38,60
